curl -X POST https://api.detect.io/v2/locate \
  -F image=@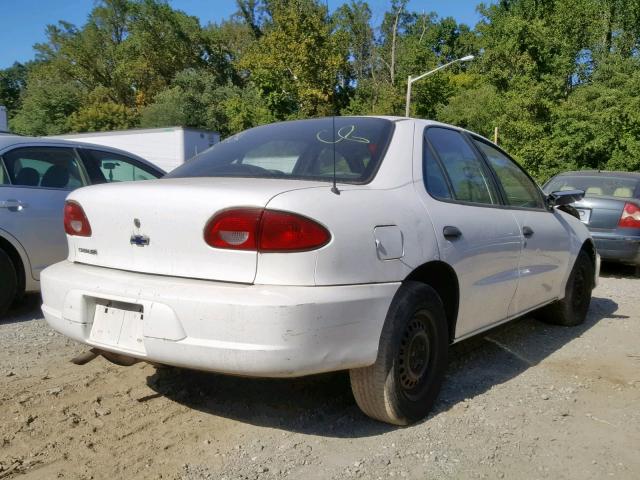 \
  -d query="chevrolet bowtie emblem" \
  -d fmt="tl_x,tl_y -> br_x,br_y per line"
130,234 -> 150,247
